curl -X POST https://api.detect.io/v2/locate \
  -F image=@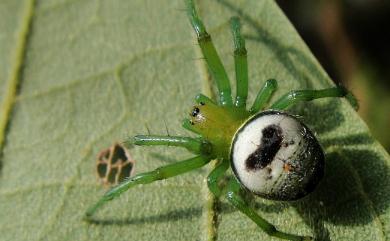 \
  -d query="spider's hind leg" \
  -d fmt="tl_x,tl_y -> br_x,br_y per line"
205,164 -> 312,240
224,178 -> 313,241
